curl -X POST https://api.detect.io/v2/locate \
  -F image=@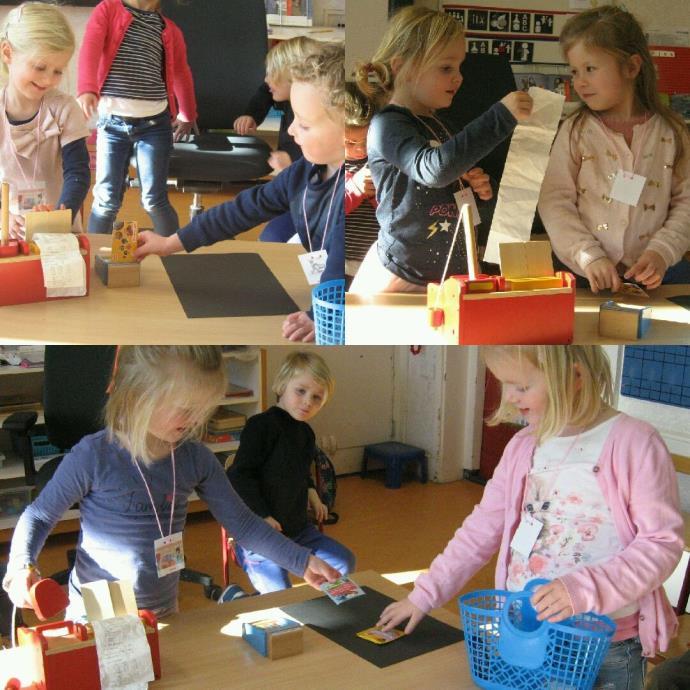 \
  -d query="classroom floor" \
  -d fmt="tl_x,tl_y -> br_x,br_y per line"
3,475 -> 688,663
